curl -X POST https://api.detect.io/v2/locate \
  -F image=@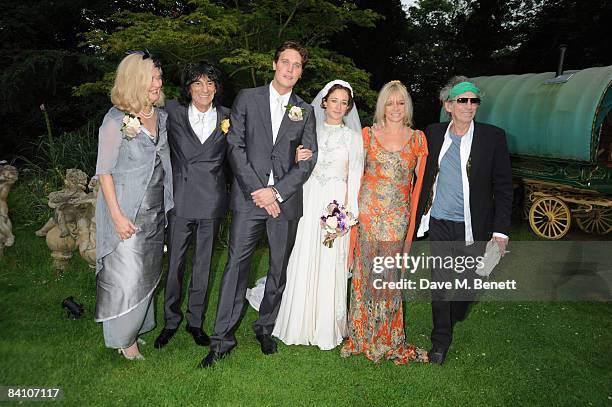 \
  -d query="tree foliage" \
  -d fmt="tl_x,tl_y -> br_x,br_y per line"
2,0 -> 610,160
77,0 -> 380,115
515,0 -> 612,71
0,0 -> 117,158
399,0 -> 611,126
